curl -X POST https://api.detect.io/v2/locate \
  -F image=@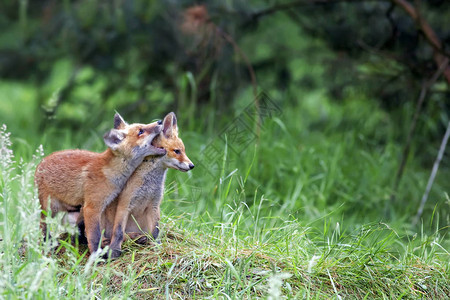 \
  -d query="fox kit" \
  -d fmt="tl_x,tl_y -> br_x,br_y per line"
101,112 -> 194,258
35,113 -> 166,254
